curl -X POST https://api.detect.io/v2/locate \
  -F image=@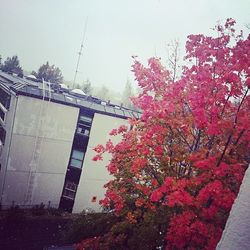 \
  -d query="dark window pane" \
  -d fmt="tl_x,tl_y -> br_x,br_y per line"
63,189 -> 75,200
0,109 -> 5,121
0,125 -> 6,145
77,125 -> 90,136
0,88 -> 10,109
65,181 -> 77,191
